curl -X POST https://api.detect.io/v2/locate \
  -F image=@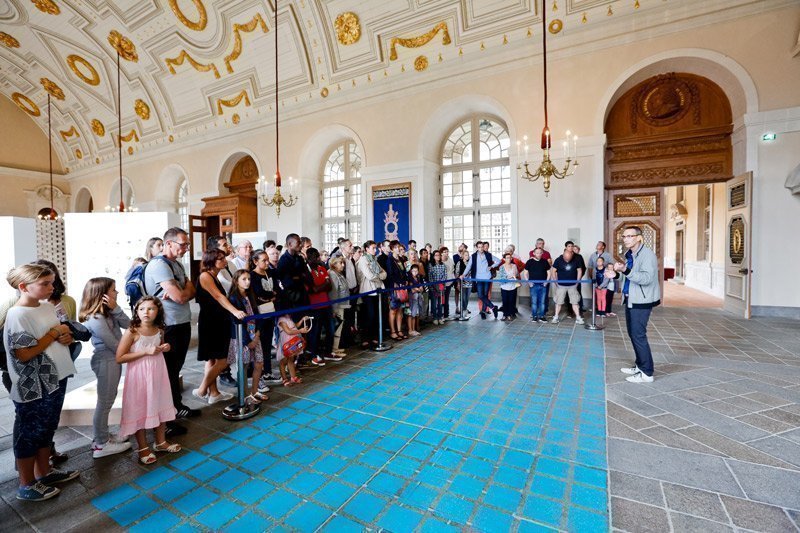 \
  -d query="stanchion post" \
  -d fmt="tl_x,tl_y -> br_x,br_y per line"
457,281 -> 470,321
584,280 -> 603,331
223,321 -> 261,420
372,290 -> 392,352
